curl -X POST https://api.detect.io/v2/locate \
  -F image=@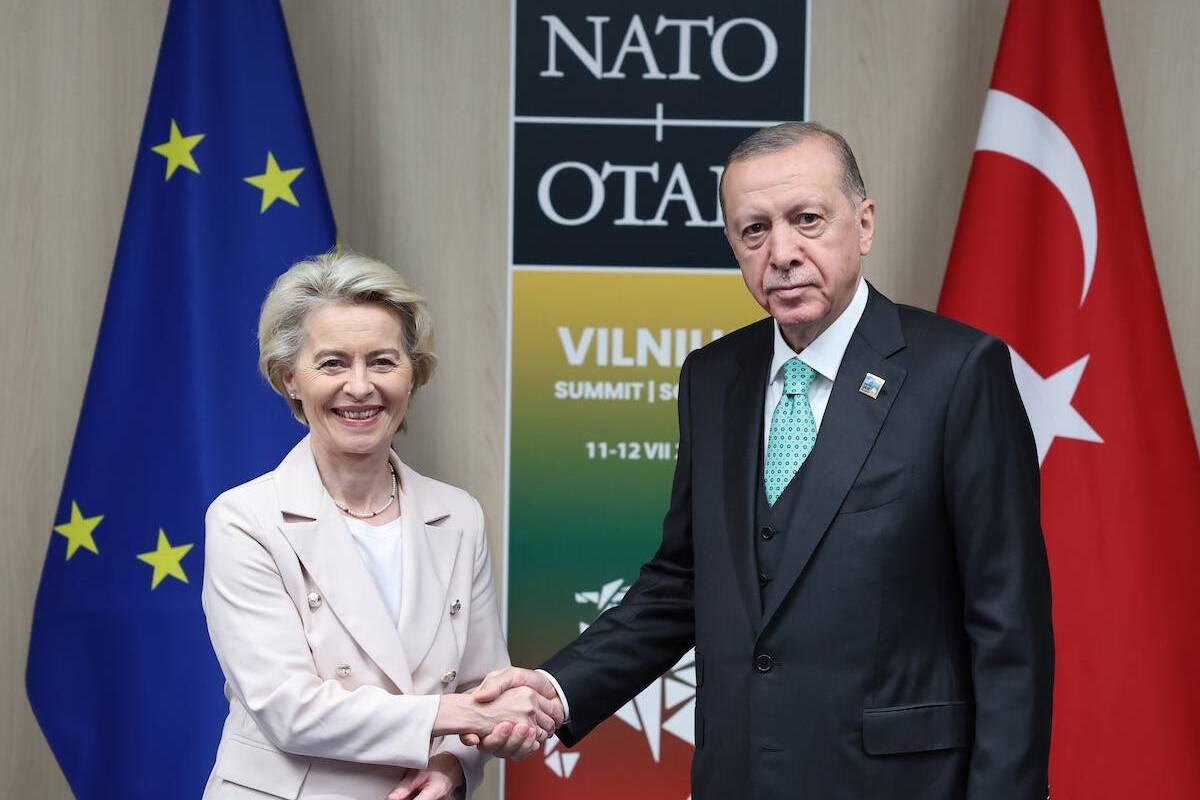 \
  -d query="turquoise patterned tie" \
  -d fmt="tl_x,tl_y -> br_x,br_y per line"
765,358 -> 818,506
